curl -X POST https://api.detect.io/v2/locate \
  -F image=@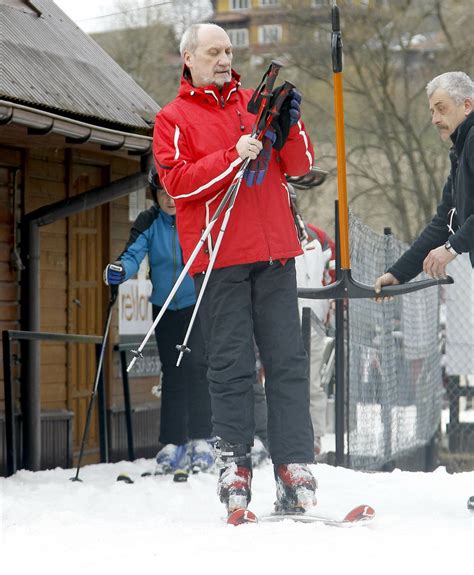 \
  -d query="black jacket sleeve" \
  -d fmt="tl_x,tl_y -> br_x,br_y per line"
387,176 -> 453,283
